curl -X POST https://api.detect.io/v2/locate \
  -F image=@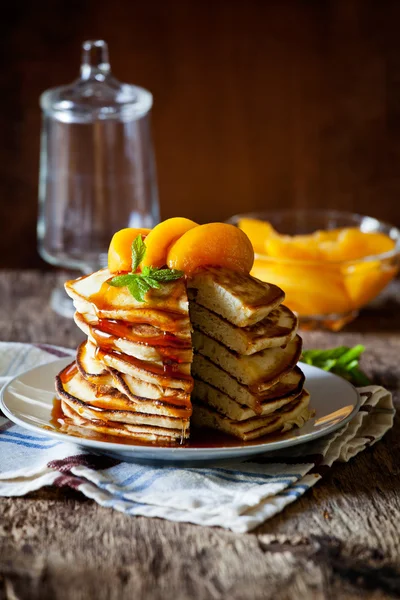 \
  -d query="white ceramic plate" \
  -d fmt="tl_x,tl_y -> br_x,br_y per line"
1,357 -> 360,463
